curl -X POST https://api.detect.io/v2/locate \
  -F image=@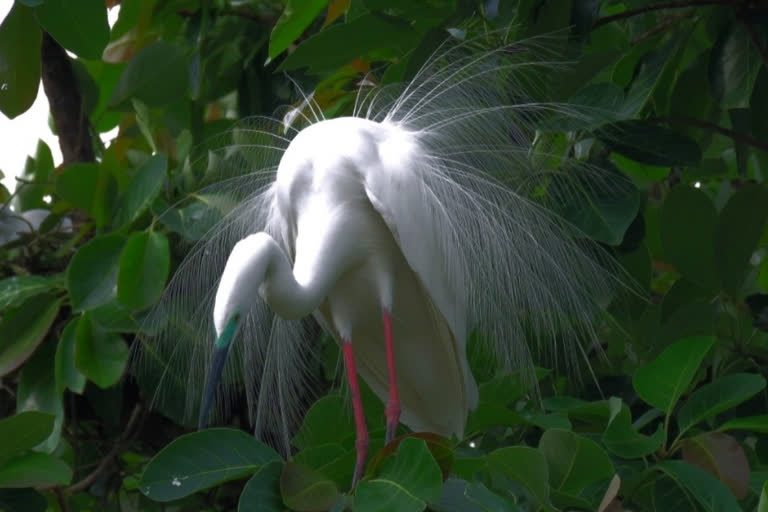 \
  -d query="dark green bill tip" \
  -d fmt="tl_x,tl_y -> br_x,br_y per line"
198,315 -> 239,430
